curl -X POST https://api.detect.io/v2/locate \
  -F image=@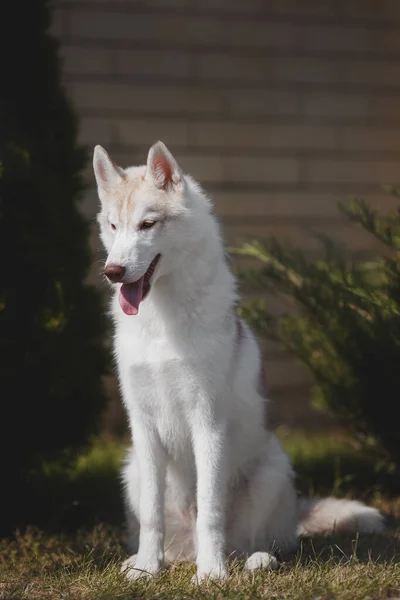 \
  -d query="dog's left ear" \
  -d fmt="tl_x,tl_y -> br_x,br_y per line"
93,145 -> 123,191
146,141 -> 183,192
